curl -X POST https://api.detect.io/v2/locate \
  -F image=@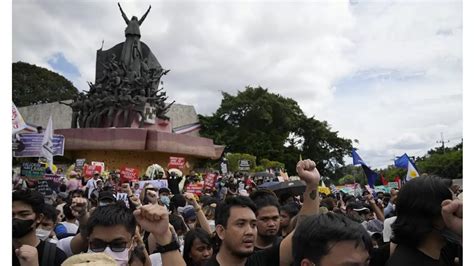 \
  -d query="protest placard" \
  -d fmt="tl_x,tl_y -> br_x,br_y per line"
21,162 -> 45,179
185,182 -> 204,196
168,157 -> 186,169
120,167 -> 140,183
75,159 -> 86,171
204,173 -> 217,190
